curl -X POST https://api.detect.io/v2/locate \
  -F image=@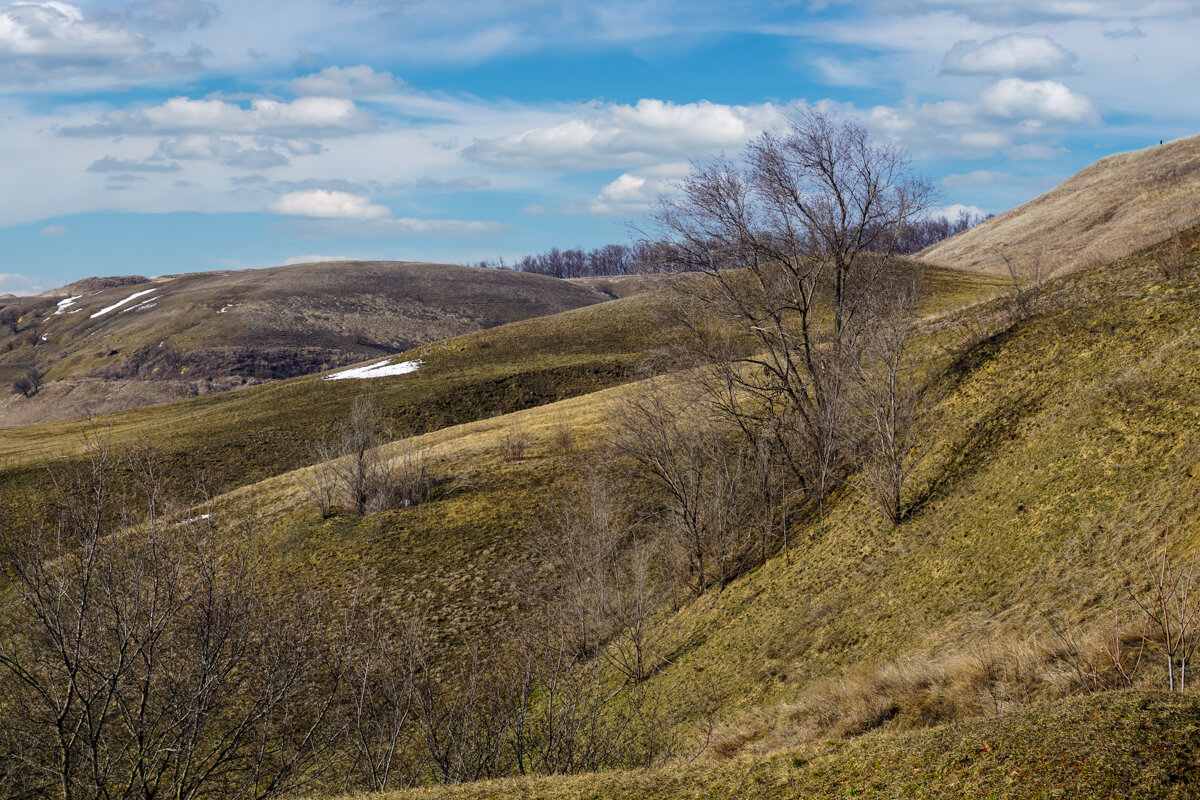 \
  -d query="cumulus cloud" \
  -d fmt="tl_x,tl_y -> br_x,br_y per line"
979,78 -> 1099,123
39,224 -> 66,236
0,2 -> 146,61
942,34 -> 1076,78
587,162 -> 689,216
267,190 -> 390,220
464,98 -> 788,170
291,65 -> 399,97
87,156 -> 181,172
62,96 -> 375,138
0,1 -> 205,83
267,188 -> 502,235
